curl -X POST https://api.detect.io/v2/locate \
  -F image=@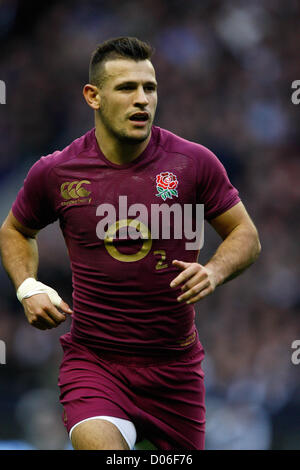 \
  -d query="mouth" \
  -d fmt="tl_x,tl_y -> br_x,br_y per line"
129,112 -> 150,126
